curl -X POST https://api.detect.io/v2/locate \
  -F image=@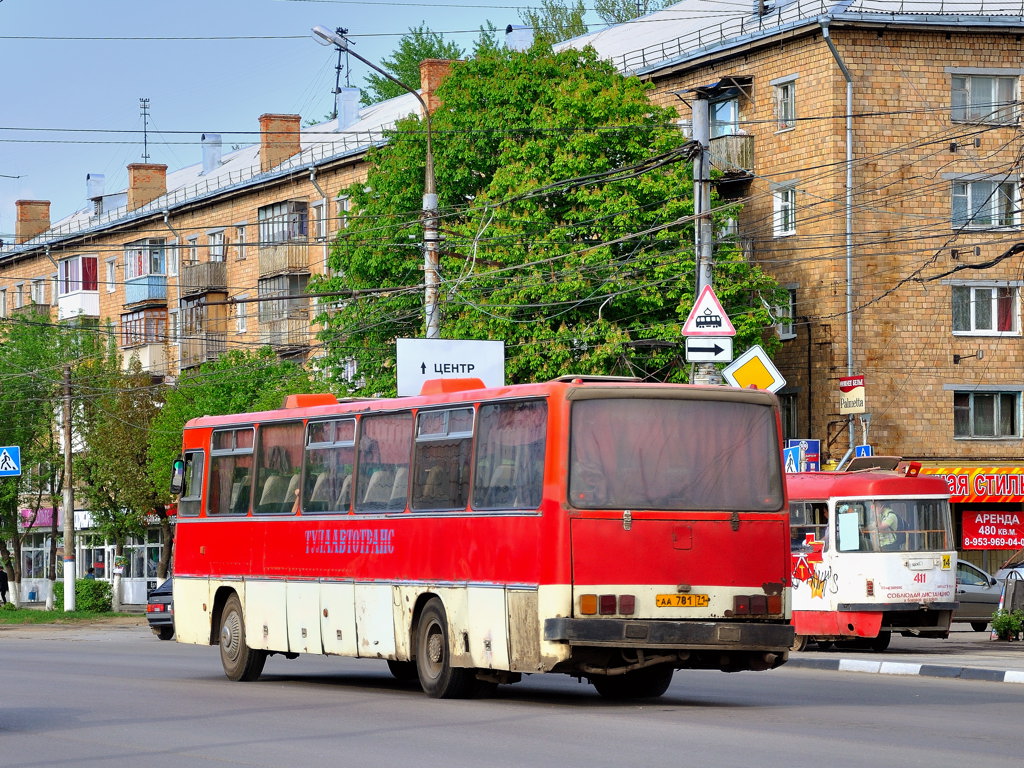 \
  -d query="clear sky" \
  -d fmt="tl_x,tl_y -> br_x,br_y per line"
0,0 -> 570,237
